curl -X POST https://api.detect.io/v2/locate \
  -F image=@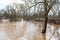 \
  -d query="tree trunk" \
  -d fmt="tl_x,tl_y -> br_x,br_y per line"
42,0 -> 48,33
